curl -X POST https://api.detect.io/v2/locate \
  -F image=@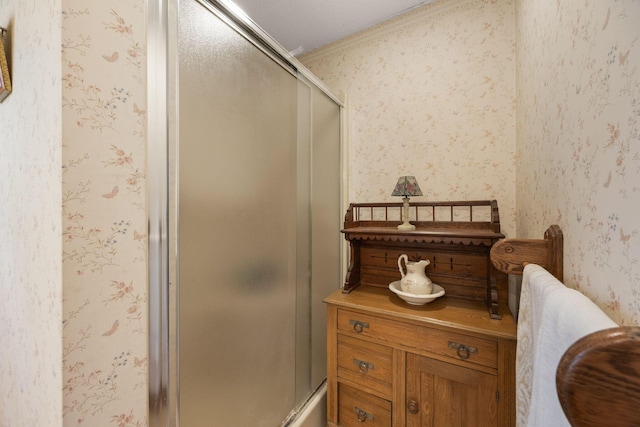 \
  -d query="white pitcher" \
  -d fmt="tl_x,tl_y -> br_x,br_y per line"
398,254 -> 433,295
